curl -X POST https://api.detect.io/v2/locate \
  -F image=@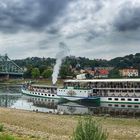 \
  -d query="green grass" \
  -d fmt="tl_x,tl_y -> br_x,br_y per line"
0,134 -> 17,140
